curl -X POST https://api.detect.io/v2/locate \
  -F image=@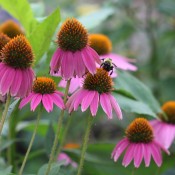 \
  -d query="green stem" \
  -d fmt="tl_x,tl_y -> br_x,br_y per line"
54,114 -> 72,161
7,102 -> 20,171
45,79 -> 71,175
0,93 -> 11,138
19,105 -> 43,175
77,114 -> 93,175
